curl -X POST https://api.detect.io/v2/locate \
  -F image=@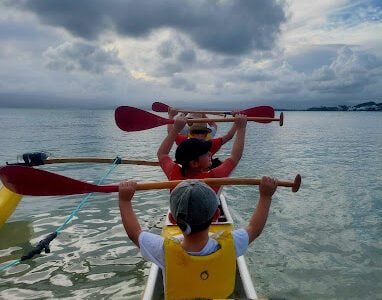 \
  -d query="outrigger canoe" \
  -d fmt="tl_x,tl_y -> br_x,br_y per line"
142,192 -> 258,300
